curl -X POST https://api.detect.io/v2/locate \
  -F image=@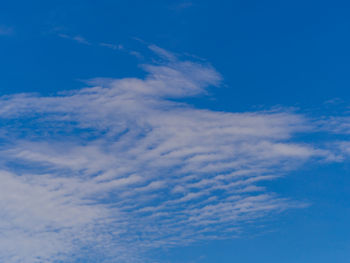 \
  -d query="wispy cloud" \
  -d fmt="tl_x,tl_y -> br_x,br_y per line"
0,46 -> 346,262
99,42 -> 124,50
0,25 -> 14,35
56,31 -> 142,59
170,2 -> 194,11
58,33 -> 91,45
